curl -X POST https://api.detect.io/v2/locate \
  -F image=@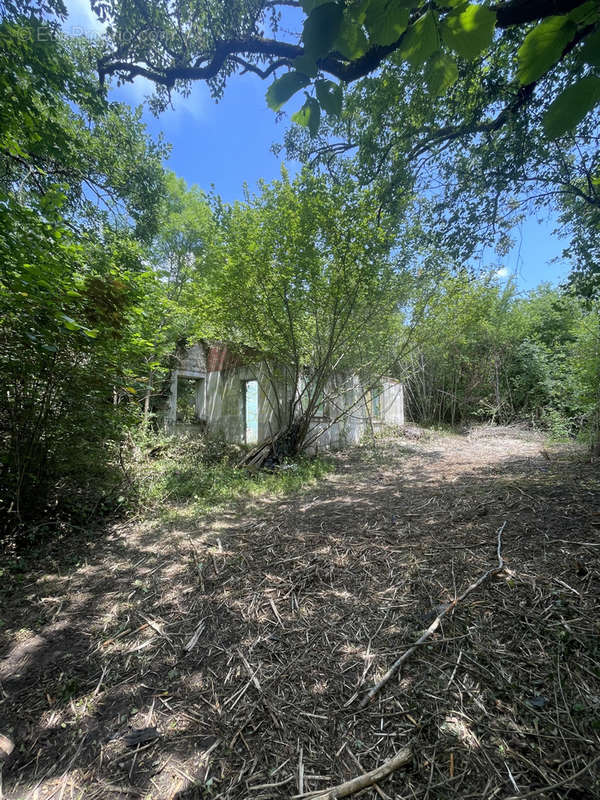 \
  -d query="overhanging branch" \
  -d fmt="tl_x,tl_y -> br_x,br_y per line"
98,0 -> 593,88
